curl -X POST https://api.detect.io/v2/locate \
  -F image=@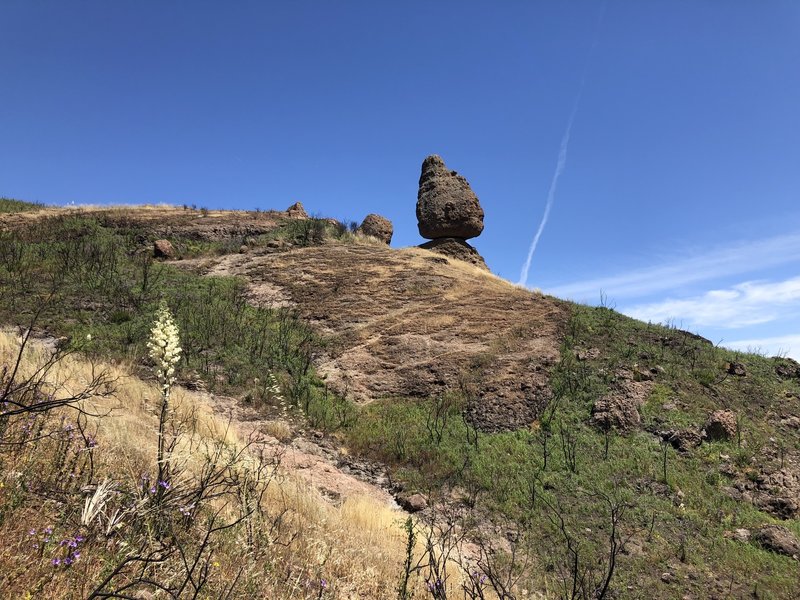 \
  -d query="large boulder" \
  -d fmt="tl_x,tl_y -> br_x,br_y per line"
418,238 -> 487,270
416,155 -> 484,240
358,214 -> 393,244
